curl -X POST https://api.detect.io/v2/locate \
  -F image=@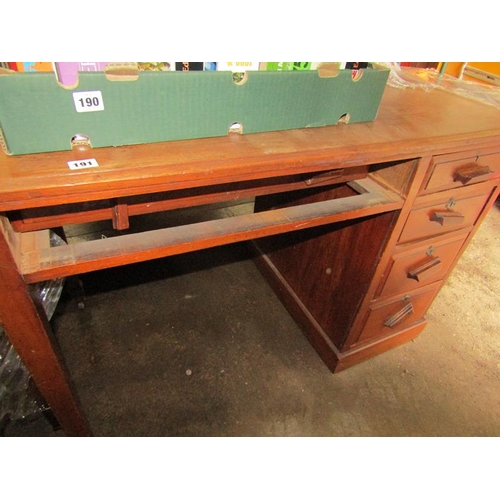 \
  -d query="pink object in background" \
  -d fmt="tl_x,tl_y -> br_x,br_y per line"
54,62 -> 110,87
